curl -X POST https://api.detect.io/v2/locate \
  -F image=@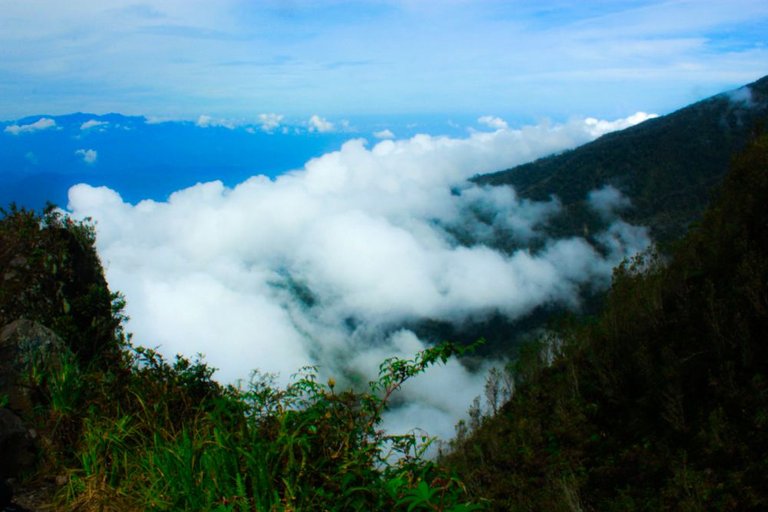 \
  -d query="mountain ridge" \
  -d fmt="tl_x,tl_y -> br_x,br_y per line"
475,74 -> 768,245
444,120 -> 768,512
